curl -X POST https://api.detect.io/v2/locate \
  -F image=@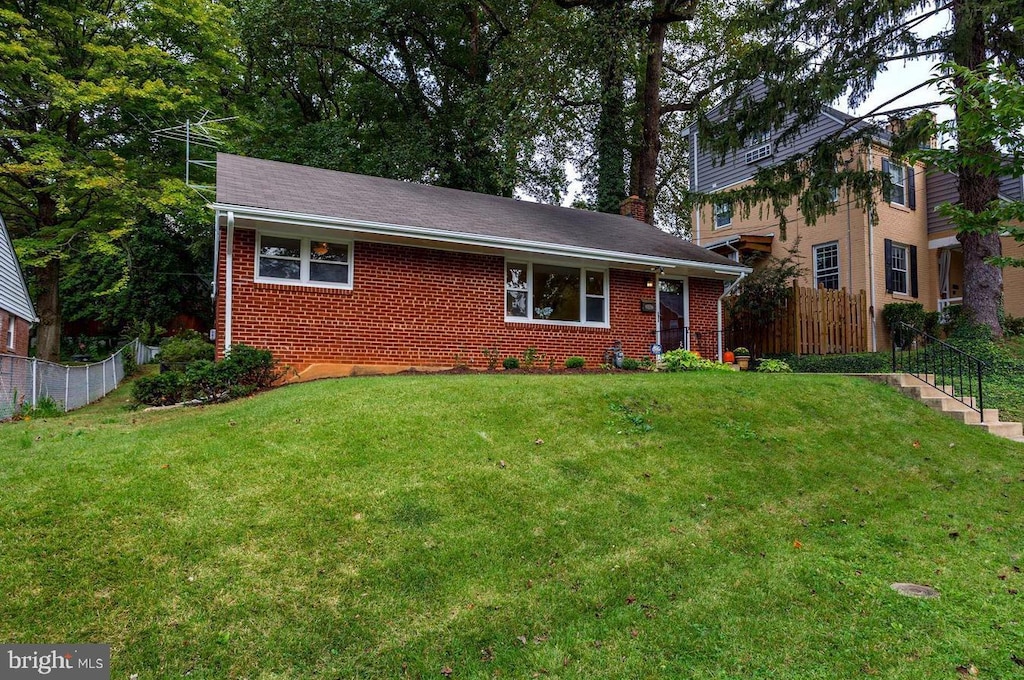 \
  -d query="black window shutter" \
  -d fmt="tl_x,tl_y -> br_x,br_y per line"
907,166 -> 916,209
881,158 -> 891,202
884,238 -> 893,293
910,245 -> 919,297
